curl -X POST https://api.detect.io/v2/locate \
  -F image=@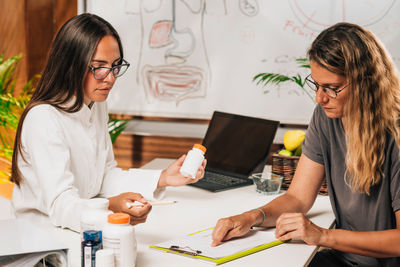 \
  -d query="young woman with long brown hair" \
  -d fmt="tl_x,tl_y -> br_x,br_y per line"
11,13 -> 206,232
211,22 -> 400,266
